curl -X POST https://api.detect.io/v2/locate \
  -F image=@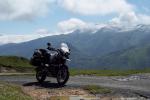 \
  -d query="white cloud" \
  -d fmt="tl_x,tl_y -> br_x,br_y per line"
58,0 -> 134,15
110,12 -> 138,26
138,14 -> 150,25
57,18 -> 100,33
0,0 -> 52,20
110,12 -> 150,26
58,18 -> 87,32
58,0 -> 150,31
35,28 -> 50,34
0,26 -> 65,45
0,34 -> 41,45
0,28 -> 57,45
0,33 -> 57,45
